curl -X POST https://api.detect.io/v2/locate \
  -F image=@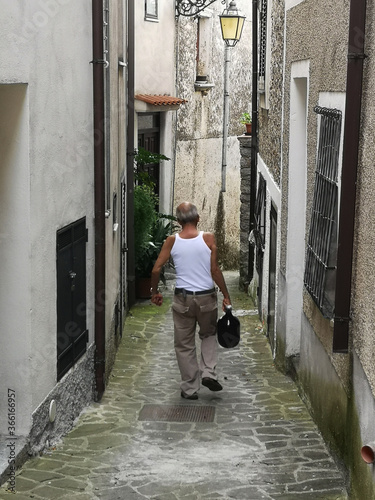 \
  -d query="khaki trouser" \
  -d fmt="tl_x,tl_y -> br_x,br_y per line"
172,291 -> 218,396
